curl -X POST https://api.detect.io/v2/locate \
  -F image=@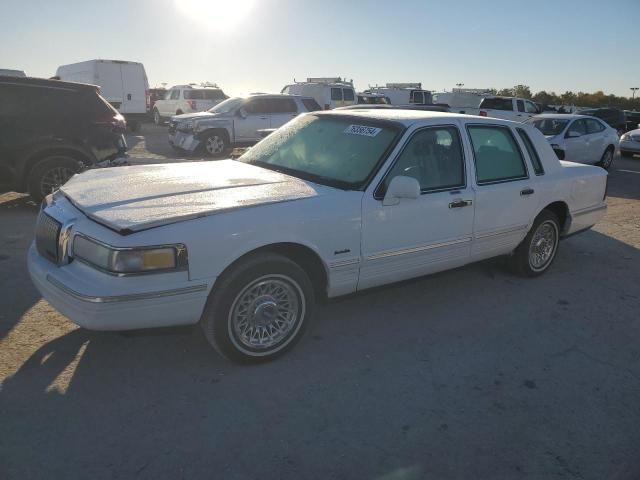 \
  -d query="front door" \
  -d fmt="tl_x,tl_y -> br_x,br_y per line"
464,124 -> 539,261
234,98 -> 271,142
360,125 -> 475,290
